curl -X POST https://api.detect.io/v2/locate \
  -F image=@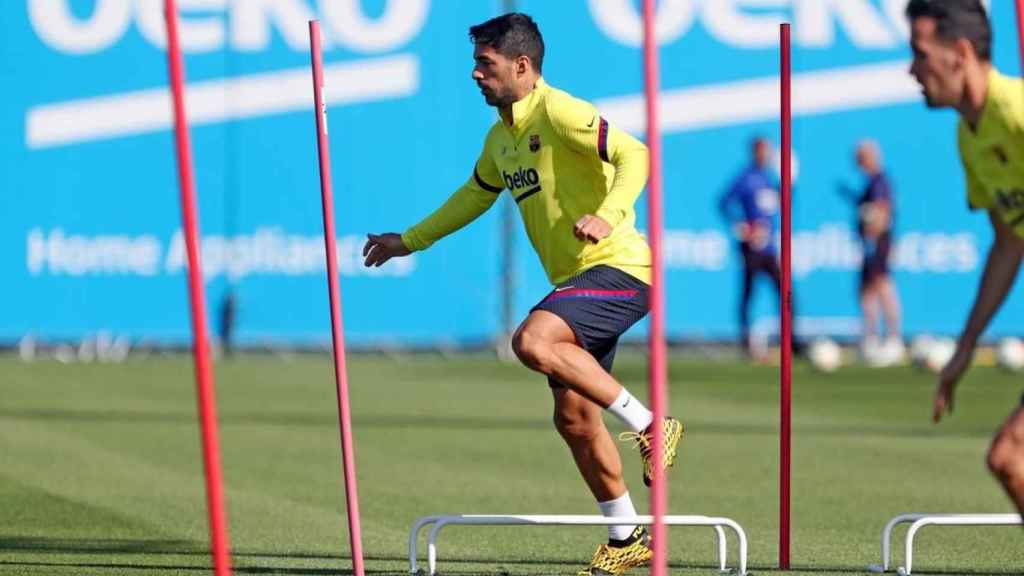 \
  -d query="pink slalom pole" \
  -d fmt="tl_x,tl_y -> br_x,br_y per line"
308,20 -> 366,576
163,2 -> 232,575
641,1 -> 668,575
779,22 -> 793,572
